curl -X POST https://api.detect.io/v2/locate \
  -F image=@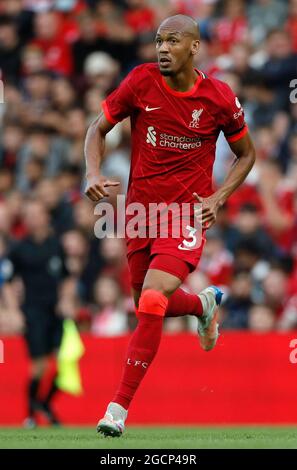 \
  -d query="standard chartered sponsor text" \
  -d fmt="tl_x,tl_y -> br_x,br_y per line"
159,132 -> 201,149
